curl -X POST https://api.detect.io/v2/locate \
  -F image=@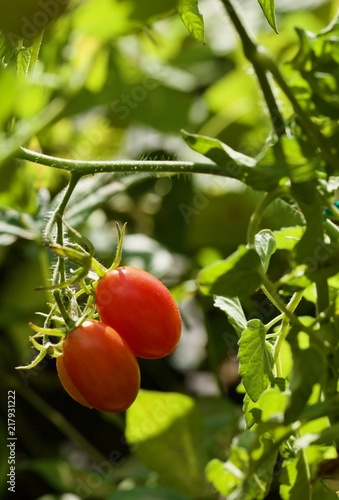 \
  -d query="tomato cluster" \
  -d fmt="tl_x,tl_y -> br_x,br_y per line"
57,267 -> 182,412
